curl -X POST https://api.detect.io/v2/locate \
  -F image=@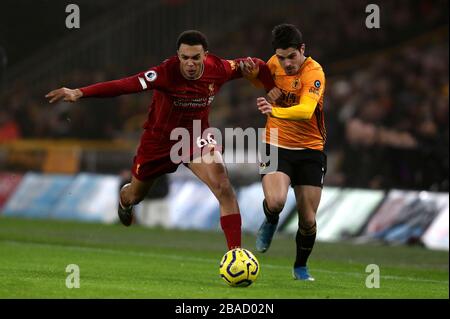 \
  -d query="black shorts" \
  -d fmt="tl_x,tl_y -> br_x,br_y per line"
259,143 -> 327,188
